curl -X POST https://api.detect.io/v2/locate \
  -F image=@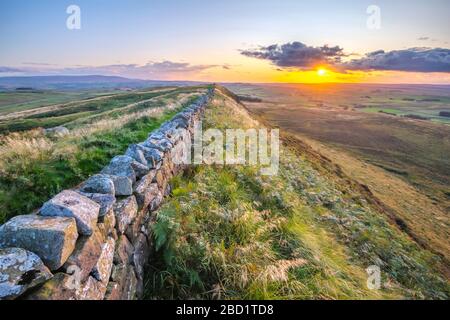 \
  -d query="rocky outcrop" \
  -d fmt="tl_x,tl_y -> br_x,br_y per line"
45,126 -> 70,137
0,90 -> 212,300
